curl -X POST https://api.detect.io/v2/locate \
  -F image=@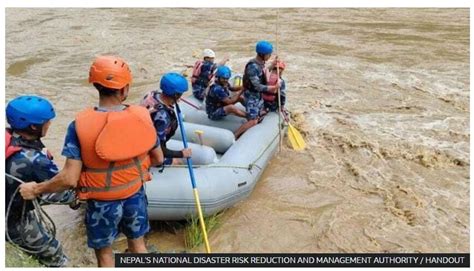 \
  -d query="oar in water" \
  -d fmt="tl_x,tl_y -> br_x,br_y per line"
175,103 -> 211,253
281,112 -> 306,151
